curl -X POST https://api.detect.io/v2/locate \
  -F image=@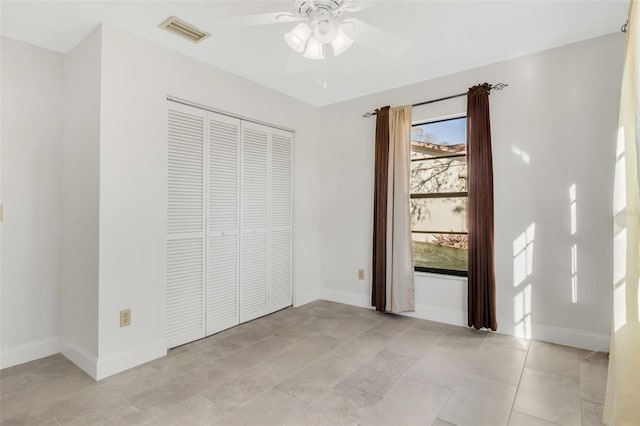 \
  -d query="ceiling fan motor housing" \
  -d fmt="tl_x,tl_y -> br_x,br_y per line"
294,0 -> 344,18
294,0 -> 345,43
